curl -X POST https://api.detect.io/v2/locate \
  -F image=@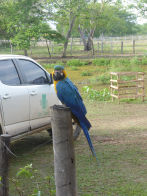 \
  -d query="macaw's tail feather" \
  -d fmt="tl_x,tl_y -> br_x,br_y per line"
80,122 -> 98,162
